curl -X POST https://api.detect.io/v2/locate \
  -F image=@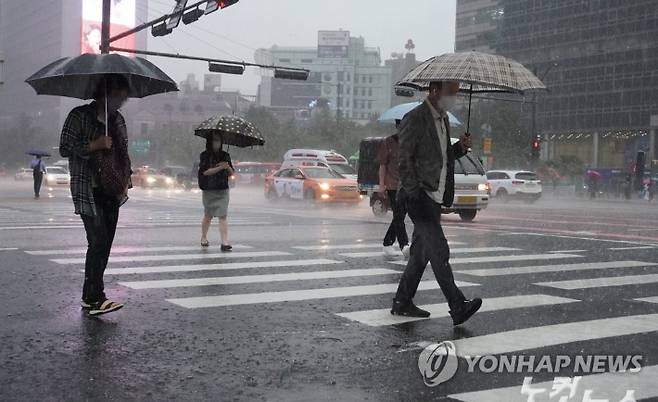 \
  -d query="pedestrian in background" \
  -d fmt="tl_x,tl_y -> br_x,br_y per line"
198,134 -> 234,251
59,74 -> 132,316
379,119 -> 409,259
392,80 -> 482,325
30,155 -> 46,199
